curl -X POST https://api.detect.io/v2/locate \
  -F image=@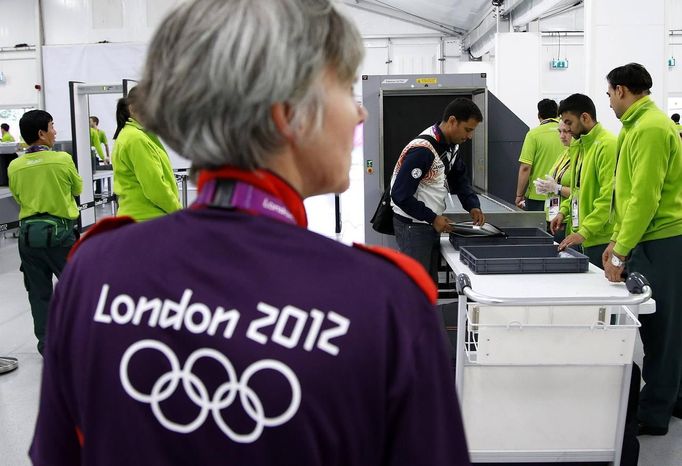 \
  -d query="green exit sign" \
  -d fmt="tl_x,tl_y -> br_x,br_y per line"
550,59 -> 569,70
